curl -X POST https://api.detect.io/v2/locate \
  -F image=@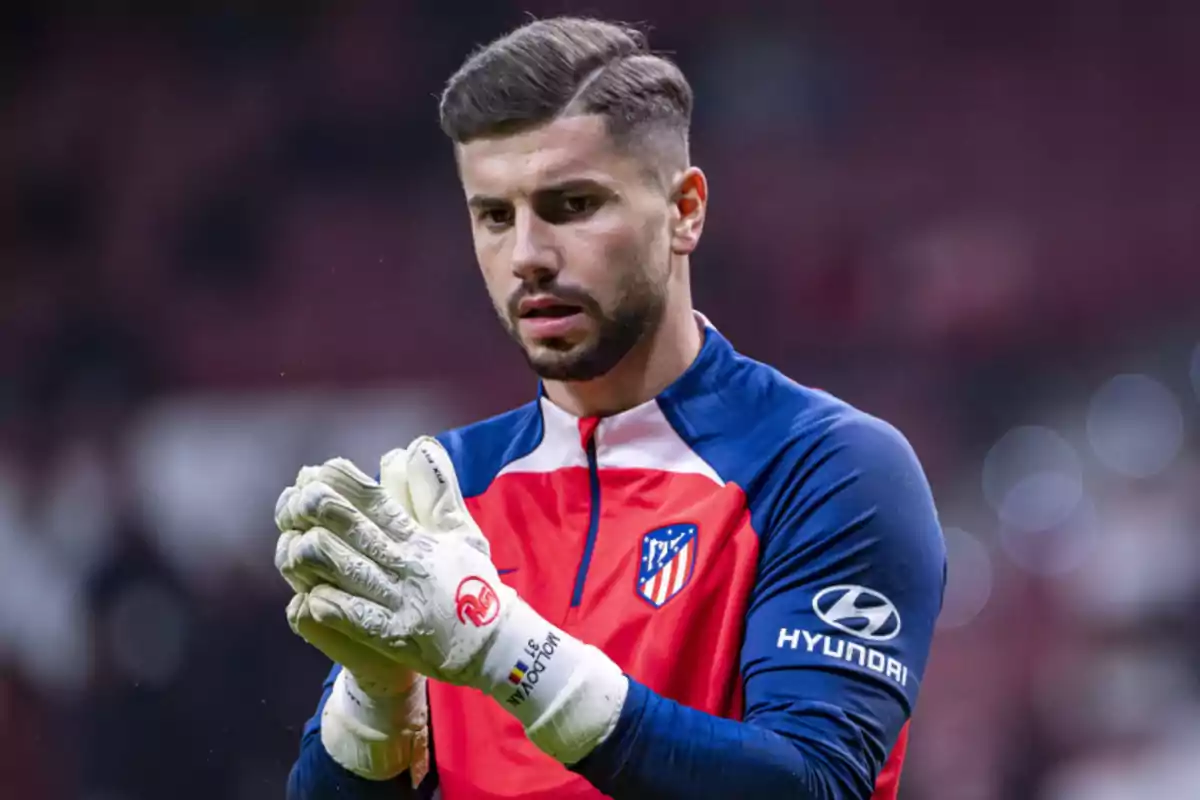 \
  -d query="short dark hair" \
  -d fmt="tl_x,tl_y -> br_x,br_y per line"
439,17 -> 692,160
